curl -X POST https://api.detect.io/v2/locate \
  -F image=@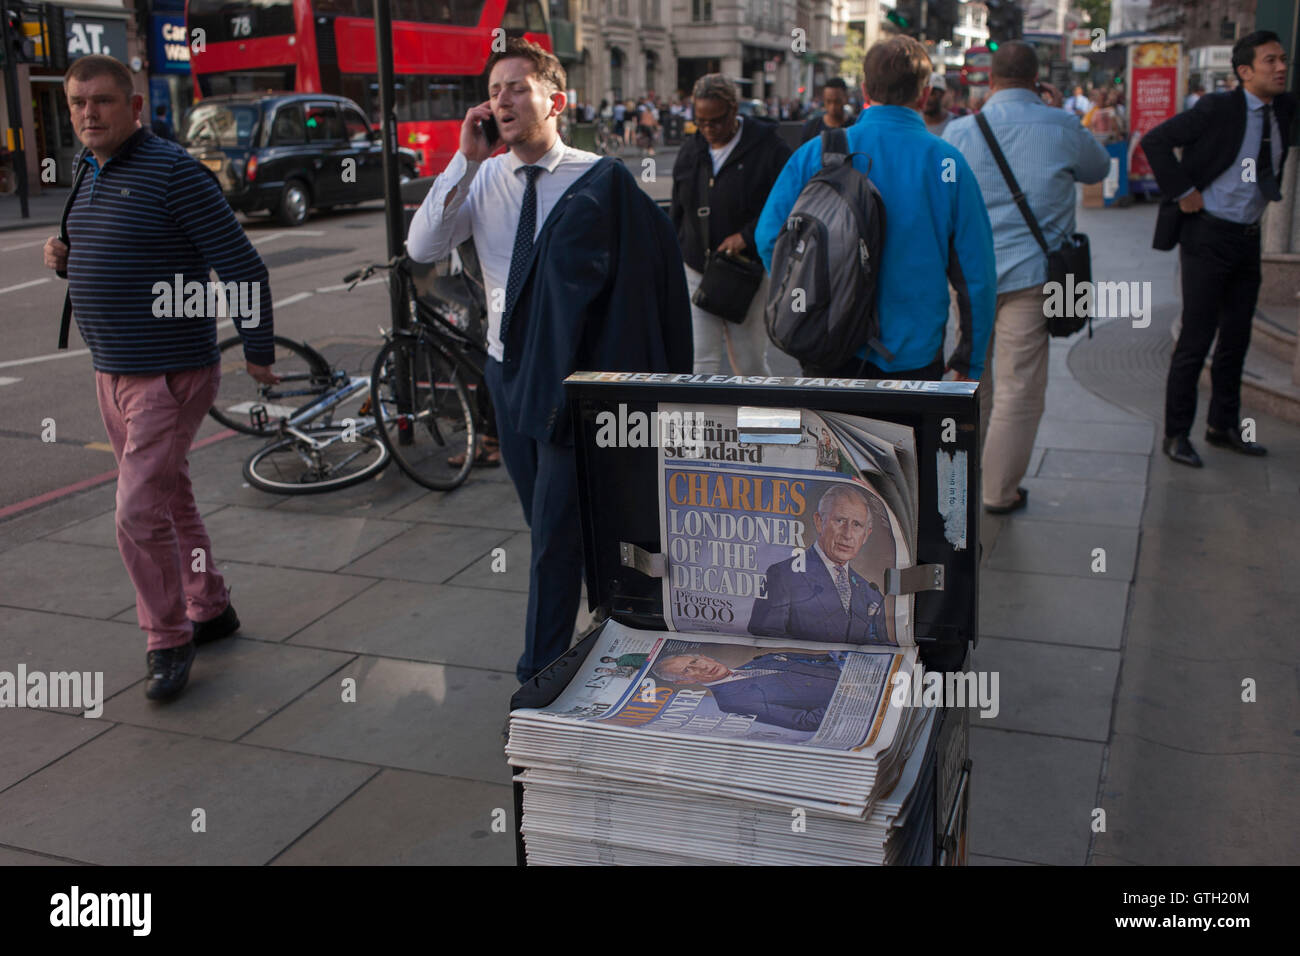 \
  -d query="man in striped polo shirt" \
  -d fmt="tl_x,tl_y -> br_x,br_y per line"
43,55 -> 277,701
